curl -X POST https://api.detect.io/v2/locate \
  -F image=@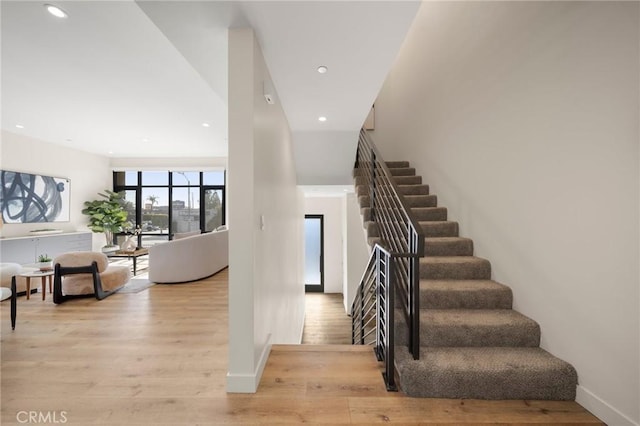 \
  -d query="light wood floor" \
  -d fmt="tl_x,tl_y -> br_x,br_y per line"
1,269 -> 603,425
302,293 -> 352,344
